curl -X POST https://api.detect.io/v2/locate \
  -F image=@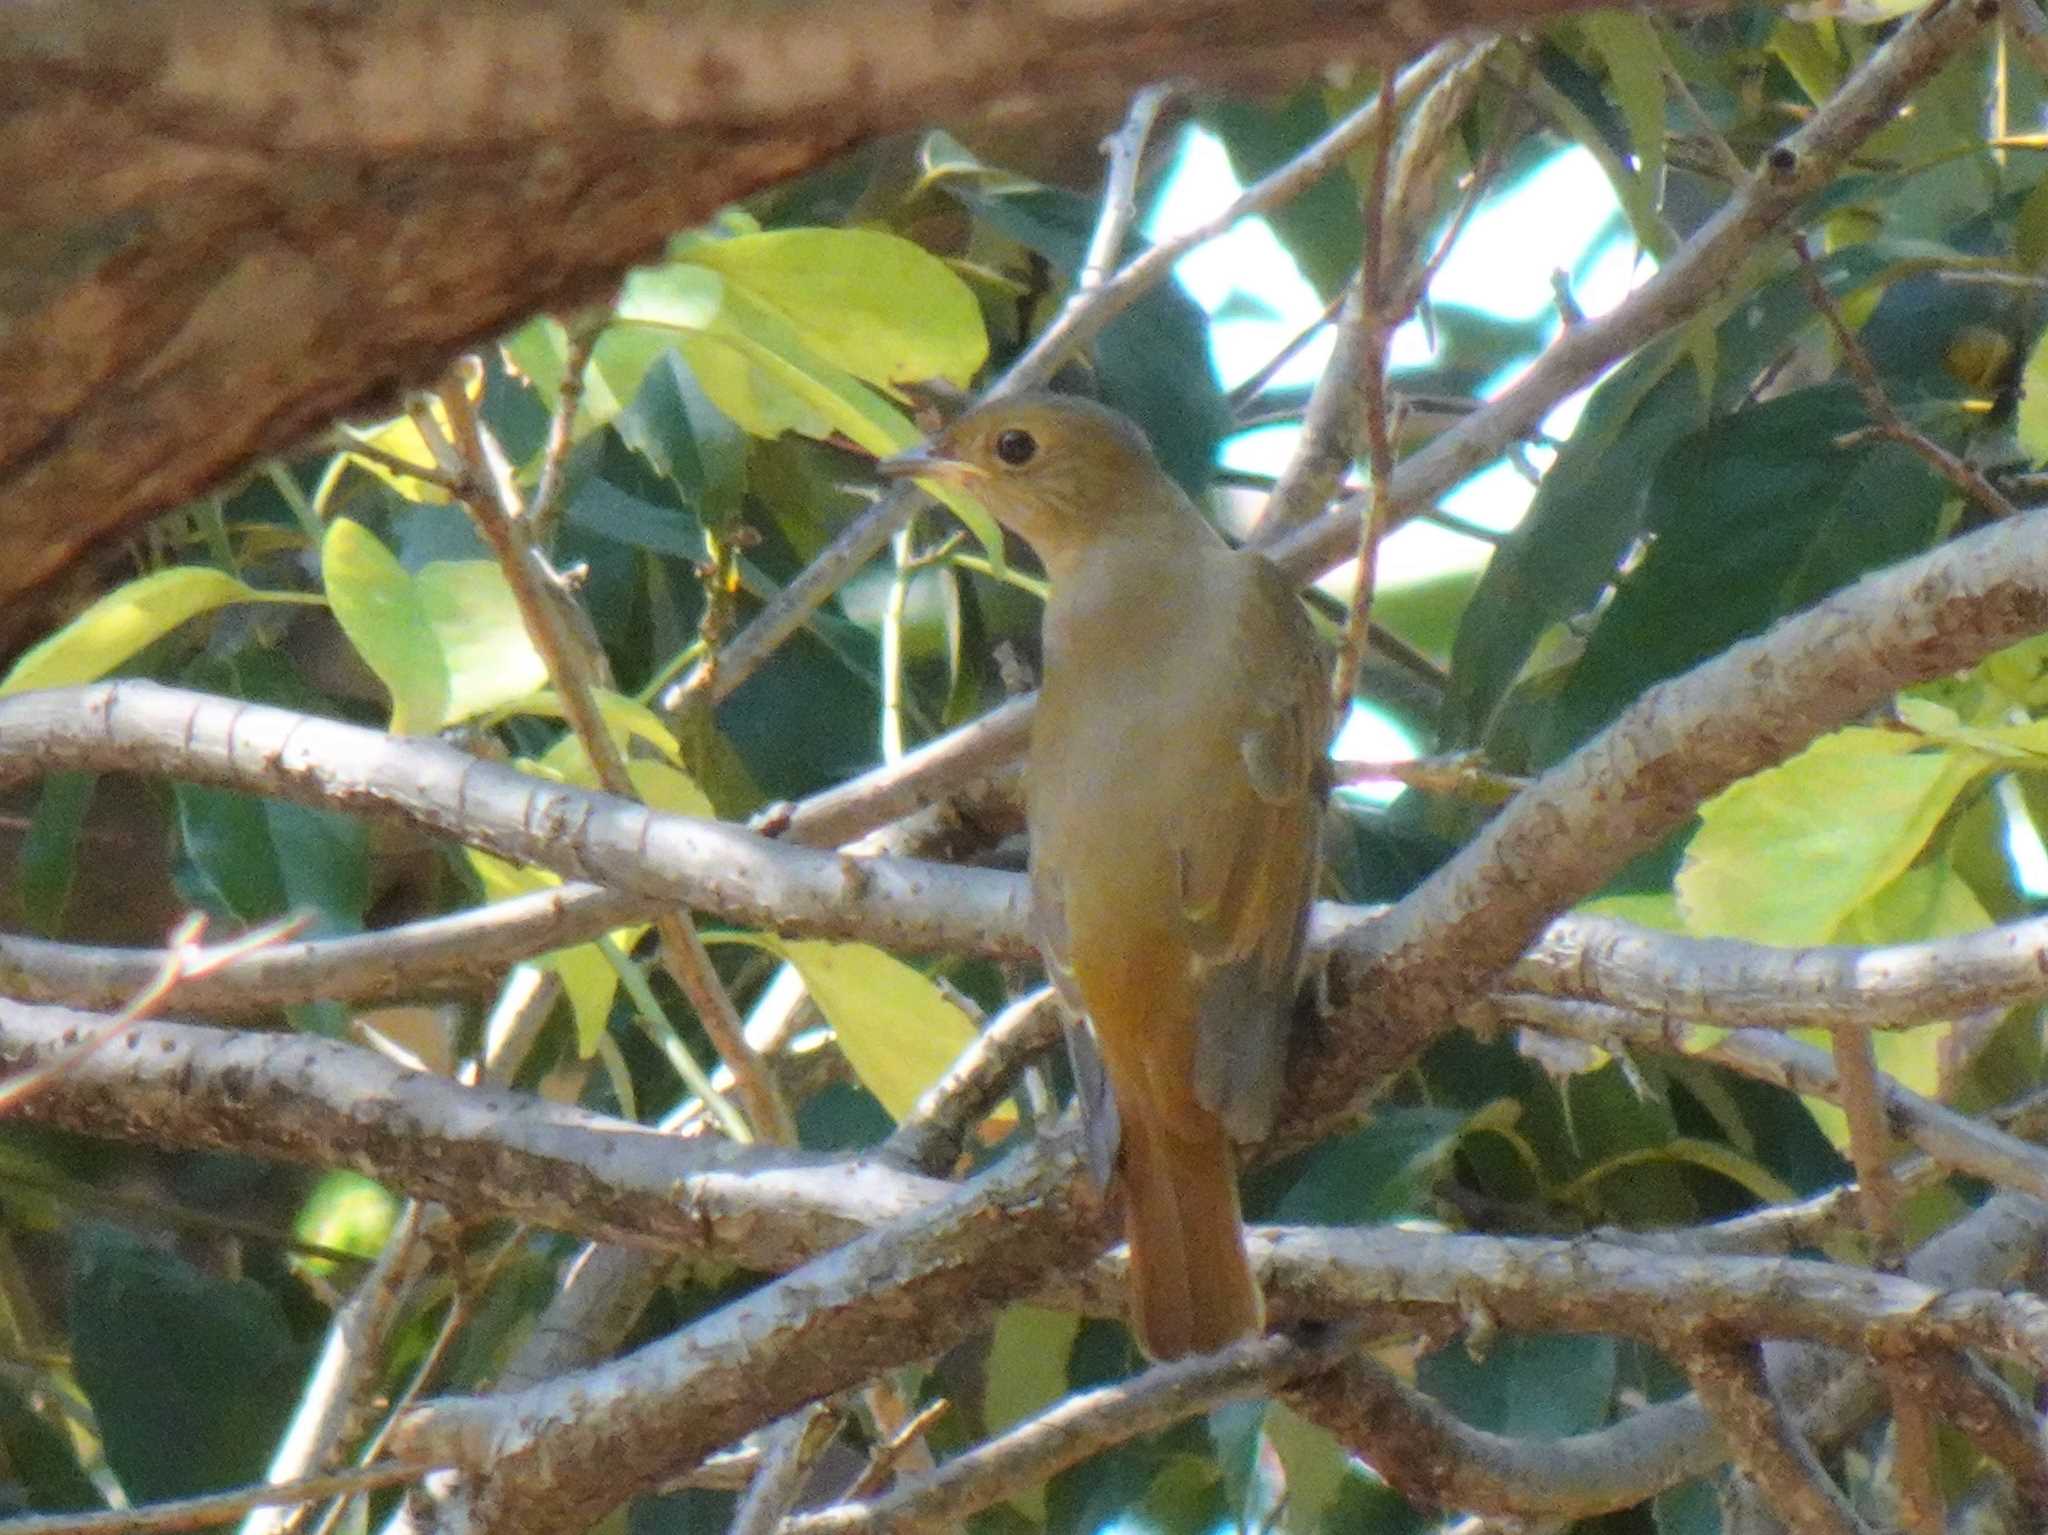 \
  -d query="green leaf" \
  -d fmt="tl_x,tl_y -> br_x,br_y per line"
412,560 -> 550,724
0,566 -> 314,698
2016,325 -> 2048,465
1582,16 -> 1668,211
1270,1107 -> 1466,1225
17,773 -> 95,937
769,939 -> 979,1120
295,1171 -> 400,1271
1260,1403 -> 1353,1535
70,1224 -> 304,1503
984,1305 -> 1081,1521
1537,387 -> 1946,760
173,784 -> 290,925
322,518 -> 449,735
1419,1332 -> 1617,1442
615,260 -> 725,334
1678,729 -> 1986,944
1444,243 -> 1903,749
678,227 -> 987,389
0,1378 -> 101,1515
1654,1478 -> 1723,1535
